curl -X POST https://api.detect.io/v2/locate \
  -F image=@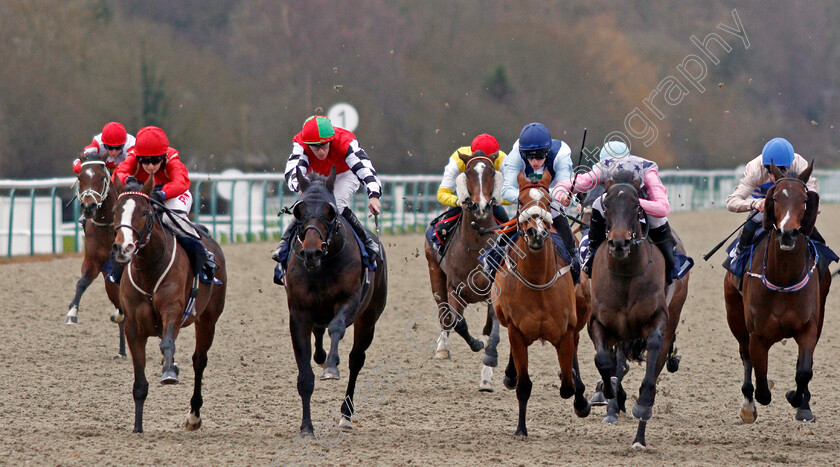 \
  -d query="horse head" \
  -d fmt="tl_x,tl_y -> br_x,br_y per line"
112,174 -> 156,264
76,153 -> 112,219
293,166 -> 339,270
515,170 -> 553,251
763,160 -> 818,251
603,170 -> 643,260
456,150 -> 502,220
